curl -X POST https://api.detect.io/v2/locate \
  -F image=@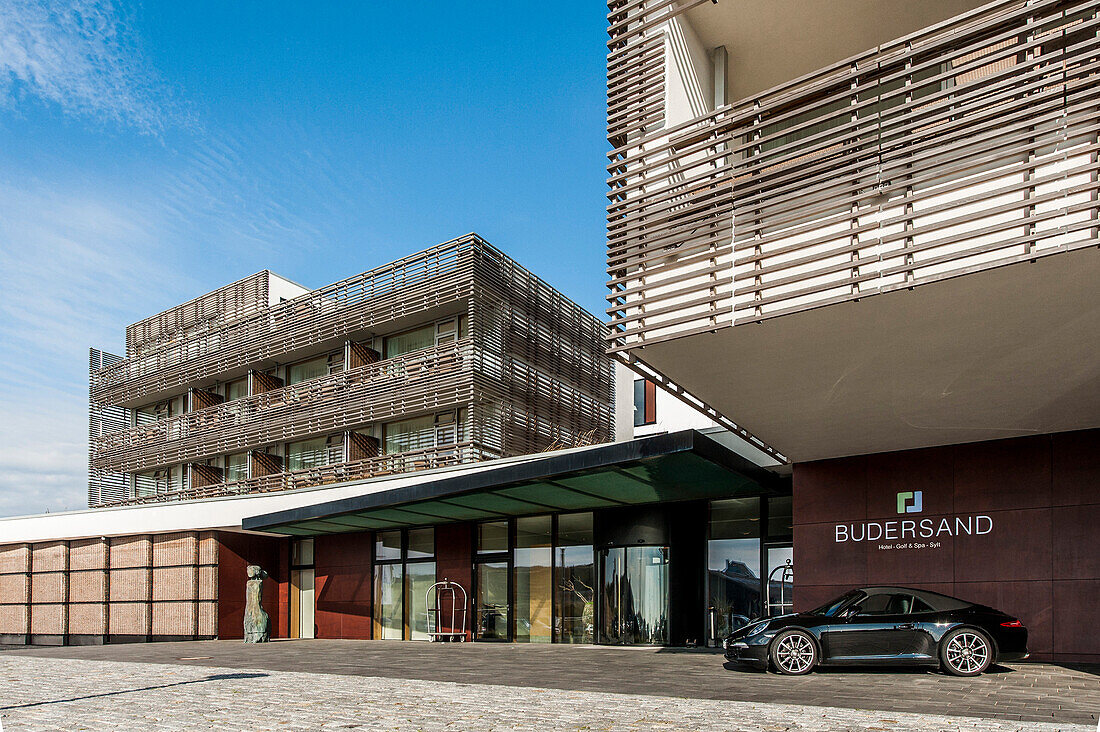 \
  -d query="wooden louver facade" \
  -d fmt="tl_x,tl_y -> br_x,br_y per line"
89,235 -> 614,508
605,0 -> 1100,347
